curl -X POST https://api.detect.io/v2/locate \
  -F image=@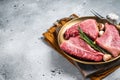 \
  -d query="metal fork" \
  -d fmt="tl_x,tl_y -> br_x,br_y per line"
90,9 -> 114,24
90,9 -> 120,30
